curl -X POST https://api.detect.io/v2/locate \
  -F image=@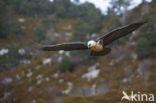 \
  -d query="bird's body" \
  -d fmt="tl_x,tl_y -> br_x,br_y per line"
91,43 -> 103,52
88,40 -> 103,52
41,21 -> 145,56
